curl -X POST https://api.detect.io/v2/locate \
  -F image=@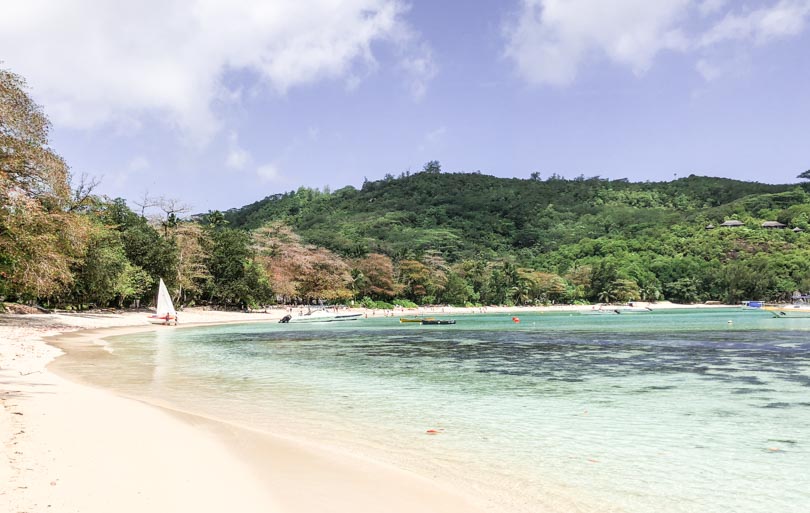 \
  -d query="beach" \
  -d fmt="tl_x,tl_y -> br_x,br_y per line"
1,302 -> 750,513
1,307 -> 498,513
